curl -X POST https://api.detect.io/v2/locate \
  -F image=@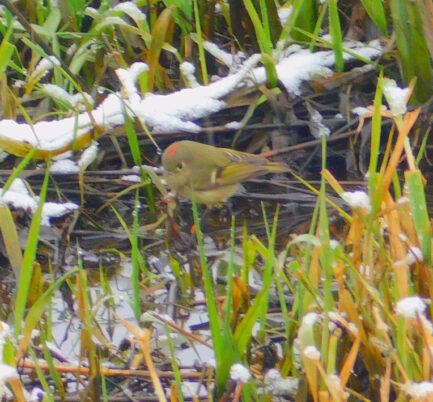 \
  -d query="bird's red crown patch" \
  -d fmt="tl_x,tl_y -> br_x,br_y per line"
167,142 -> 181,158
